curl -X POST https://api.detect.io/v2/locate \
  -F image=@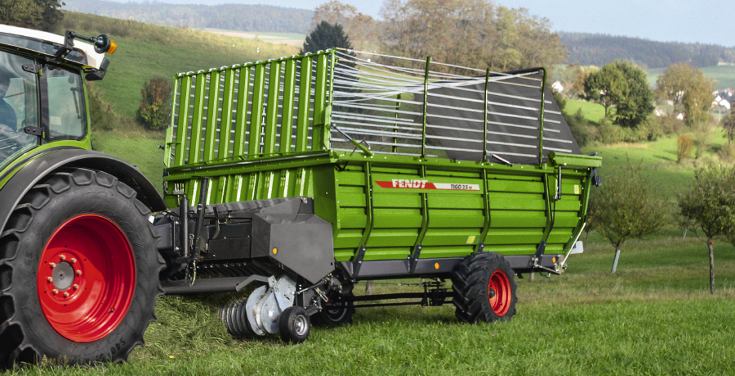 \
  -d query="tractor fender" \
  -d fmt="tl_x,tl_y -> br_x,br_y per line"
0,147 -> 166,233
